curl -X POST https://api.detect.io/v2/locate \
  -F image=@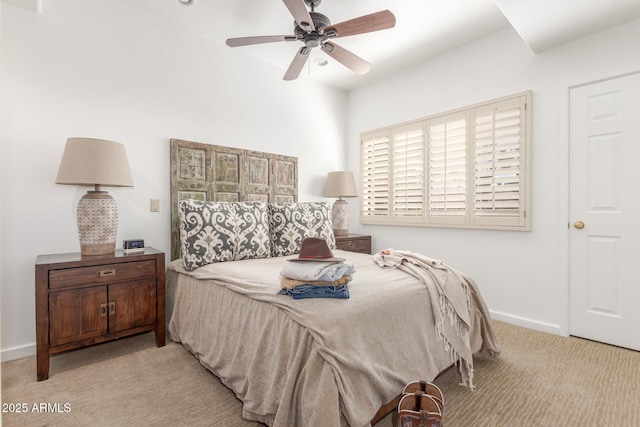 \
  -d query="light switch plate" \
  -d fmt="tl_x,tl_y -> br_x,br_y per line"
150,199 -> 160,212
